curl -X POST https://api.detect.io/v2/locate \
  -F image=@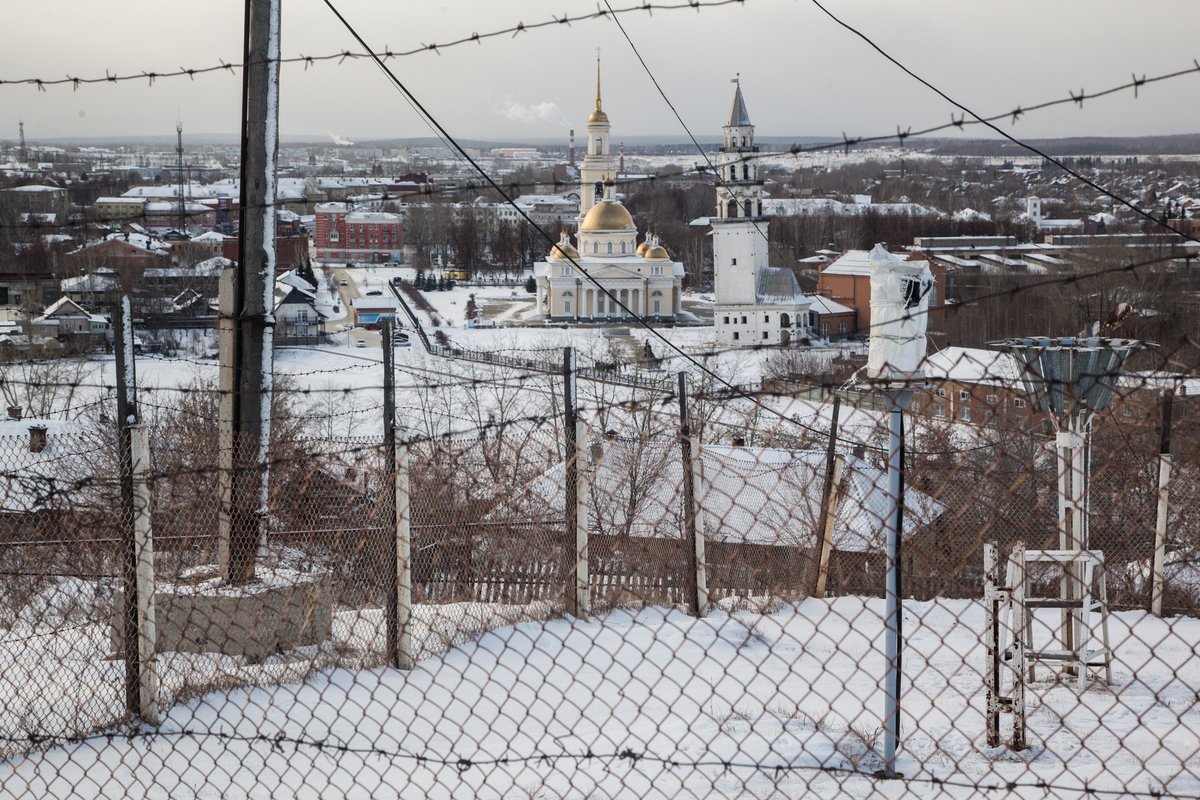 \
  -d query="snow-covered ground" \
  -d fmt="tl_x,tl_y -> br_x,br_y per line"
1,596 -> 1197,798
